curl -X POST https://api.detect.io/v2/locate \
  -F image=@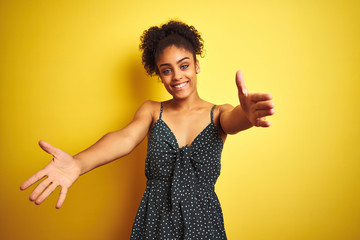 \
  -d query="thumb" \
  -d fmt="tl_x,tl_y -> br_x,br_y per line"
236,70 -> 248,96
38,140 -> 61,157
